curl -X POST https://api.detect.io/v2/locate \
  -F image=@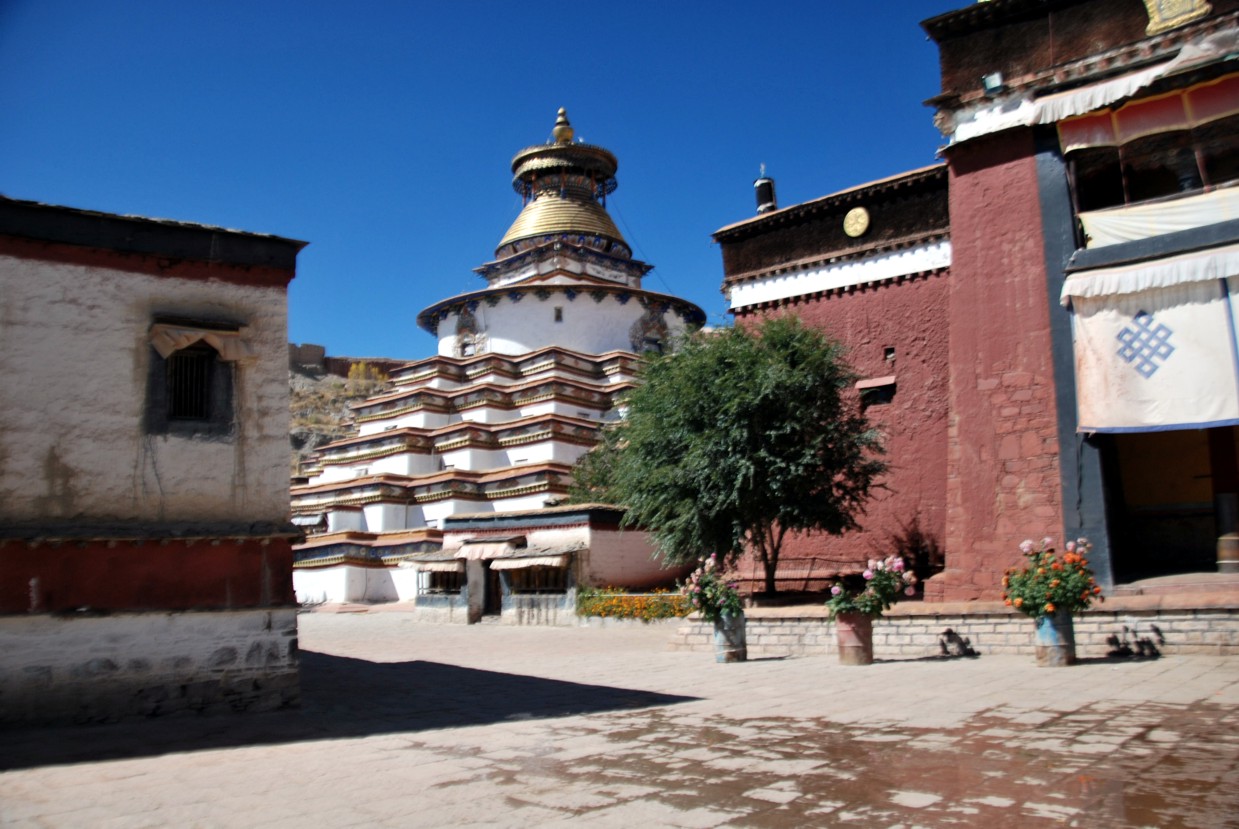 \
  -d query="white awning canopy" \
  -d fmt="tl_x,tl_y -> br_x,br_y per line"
1061,242 -> 1239,304
410,560 -> 464,573
454,536 -> 528,561
488,554 -> 571,570
1078,189 -> 1239,249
